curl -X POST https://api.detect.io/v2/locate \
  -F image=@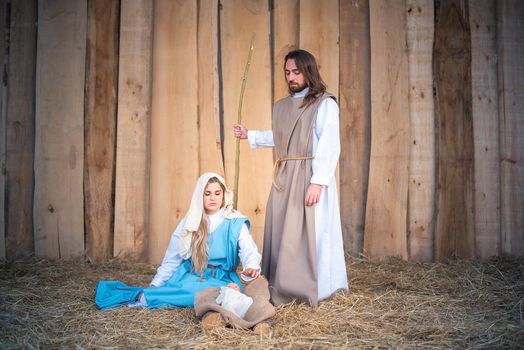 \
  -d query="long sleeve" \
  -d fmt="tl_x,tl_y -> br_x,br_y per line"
238,223 -> 261,269
149,217 -> 186,287
237,223 -> 262,281
311,98 -> 340,186
247,130 -> 275,149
